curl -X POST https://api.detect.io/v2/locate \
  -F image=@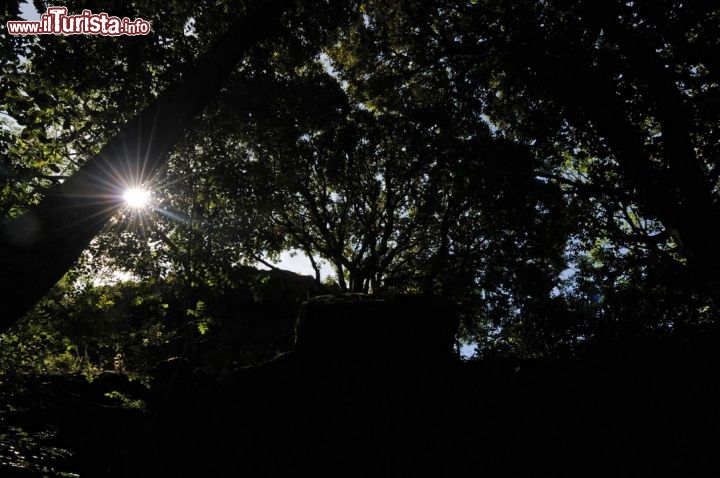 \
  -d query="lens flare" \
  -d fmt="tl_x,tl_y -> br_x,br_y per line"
122,188 -> 150,209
